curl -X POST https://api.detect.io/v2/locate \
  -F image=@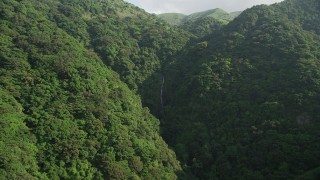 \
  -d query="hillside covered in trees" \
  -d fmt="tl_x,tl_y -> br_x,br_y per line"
158,9 -> 241,38
160,0 -> 320,179
0,0 -> 188,179
158,9 -> 241,26
1,0 -> 320,179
